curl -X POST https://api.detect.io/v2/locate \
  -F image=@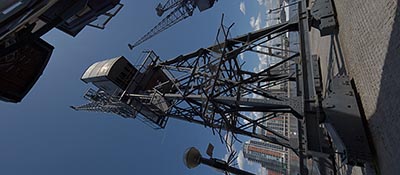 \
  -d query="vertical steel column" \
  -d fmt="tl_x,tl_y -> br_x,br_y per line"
298,0 -> 318,174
